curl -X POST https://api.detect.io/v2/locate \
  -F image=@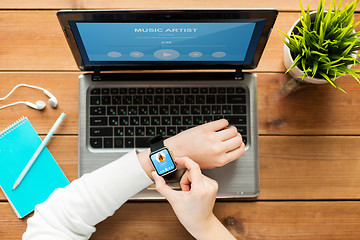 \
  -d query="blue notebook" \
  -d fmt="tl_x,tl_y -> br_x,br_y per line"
0,117 -> 69,218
